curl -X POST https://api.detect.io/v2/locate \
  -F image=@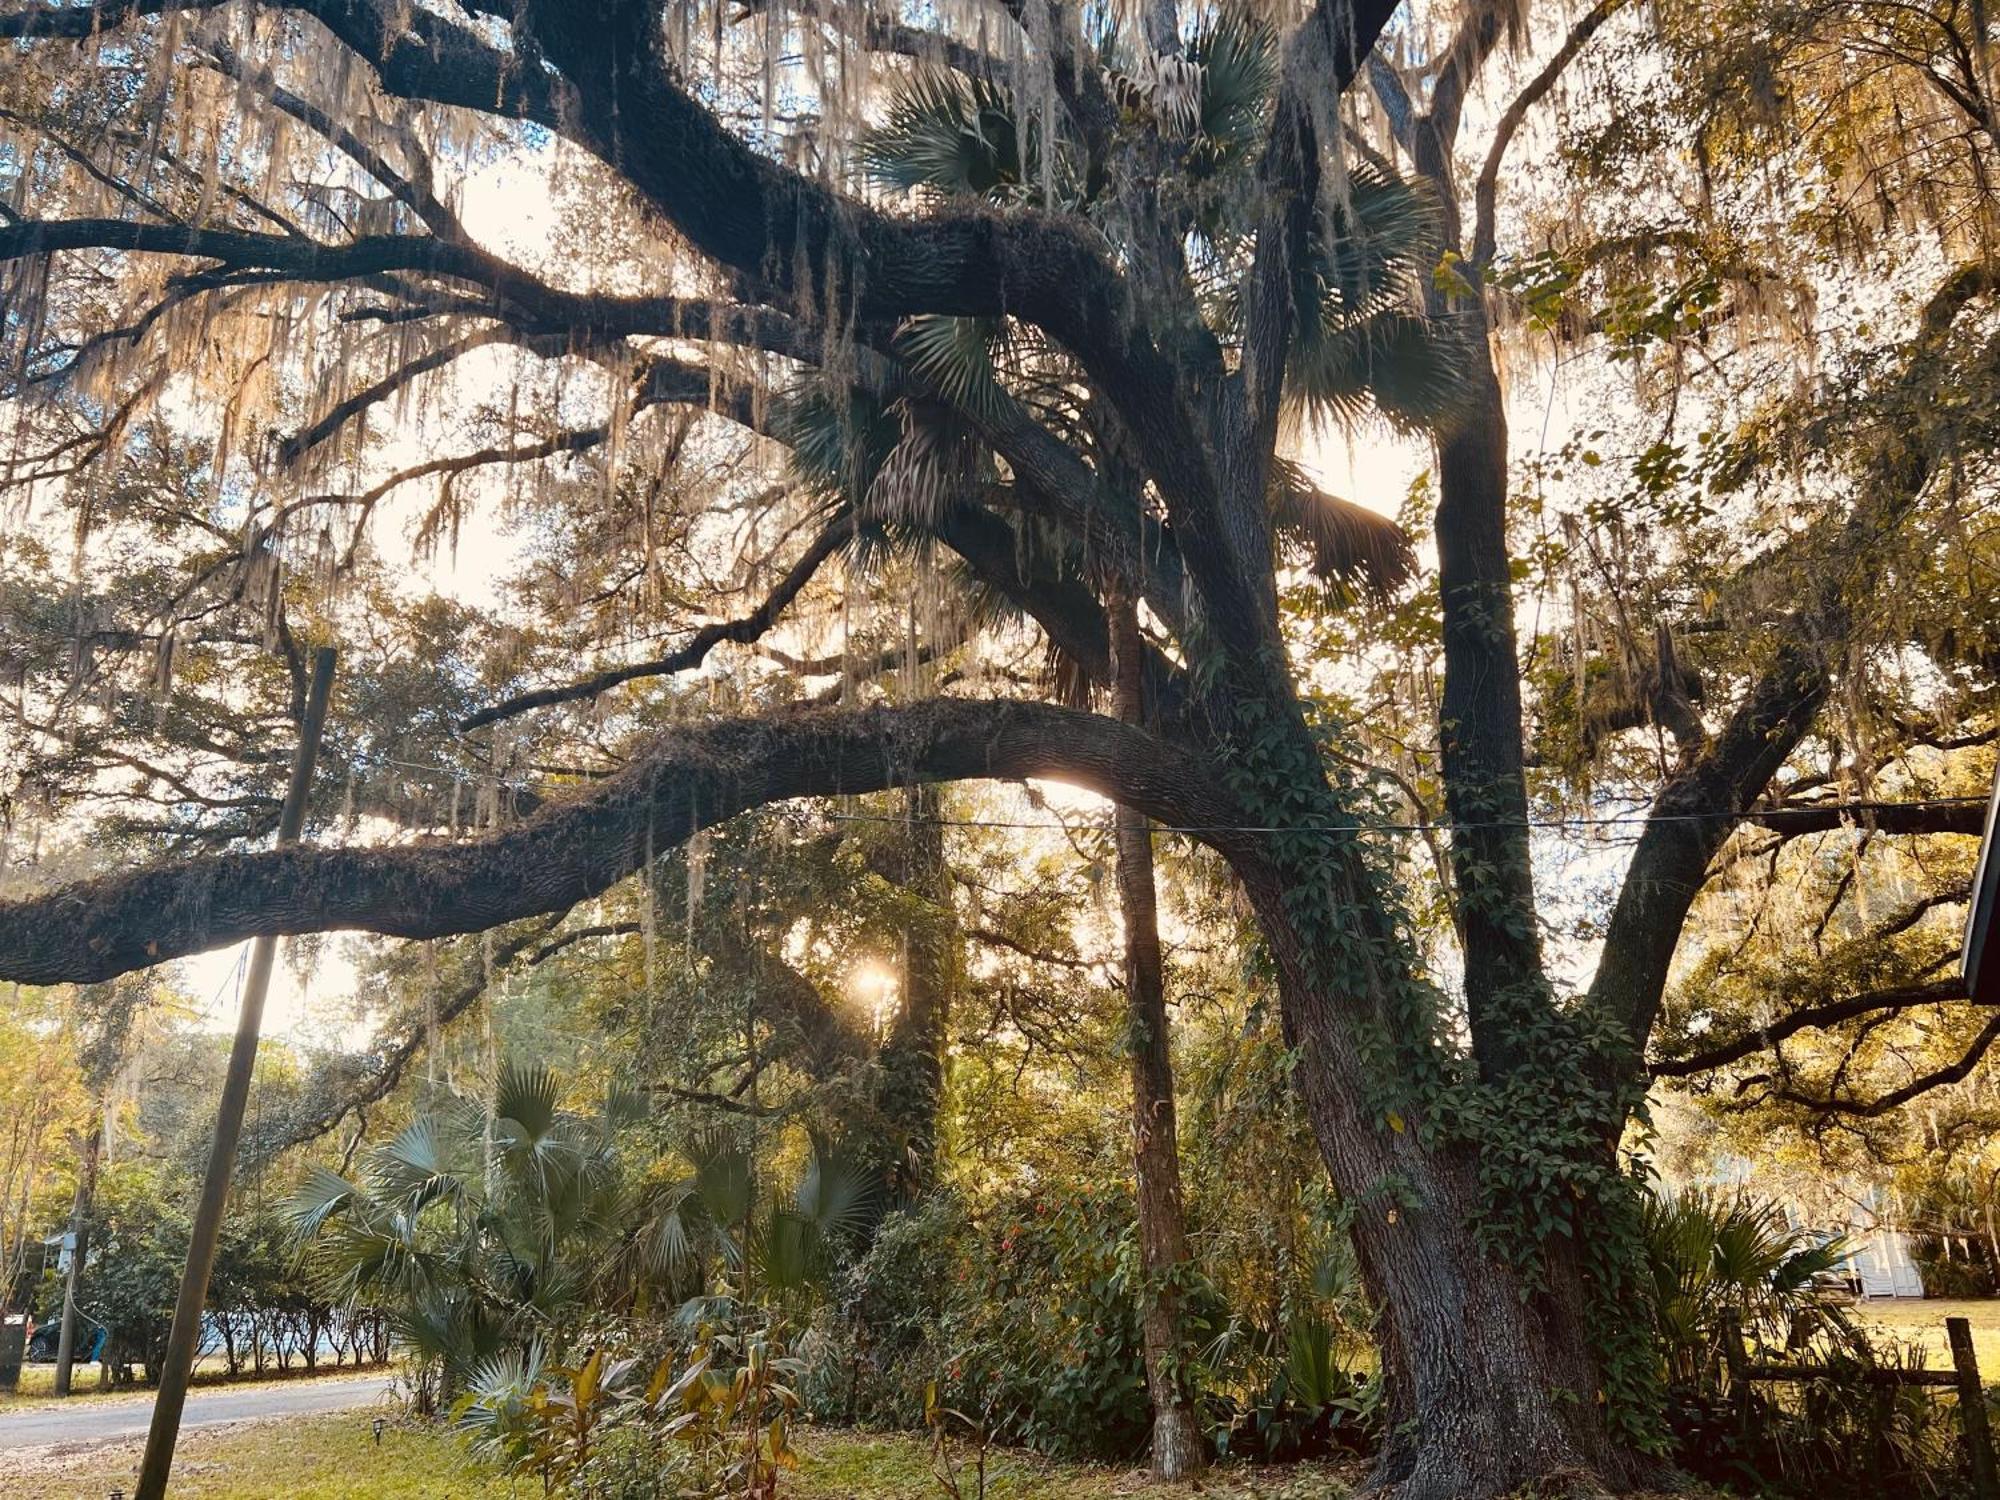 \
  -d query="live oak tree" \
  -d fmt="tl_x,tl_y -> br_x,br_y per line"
1,0 -> 1997,1494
